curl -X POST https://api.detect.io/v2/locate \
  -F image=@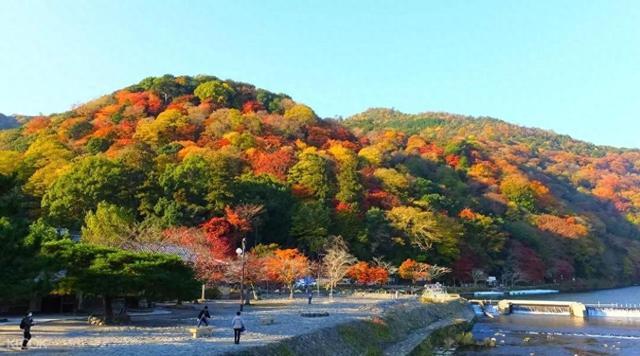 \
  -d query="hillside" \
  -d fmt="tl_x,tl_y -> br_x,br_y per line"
2,75 -> 640,293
